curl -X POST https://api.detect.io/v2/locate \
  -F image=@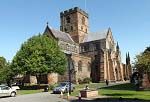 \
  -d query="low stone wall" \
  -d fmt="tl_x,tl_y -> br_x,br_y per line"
80,90 -> 98,98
